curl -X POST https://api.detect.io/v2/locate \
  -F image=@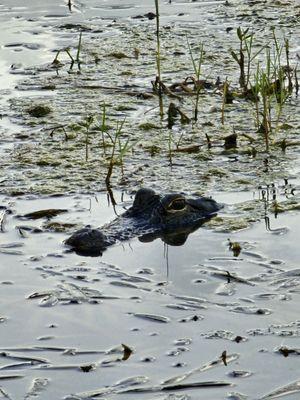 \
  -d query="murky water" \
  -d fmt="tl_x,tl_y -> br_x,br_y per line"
1,190 -> 300,399
1,1 -> 300,399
